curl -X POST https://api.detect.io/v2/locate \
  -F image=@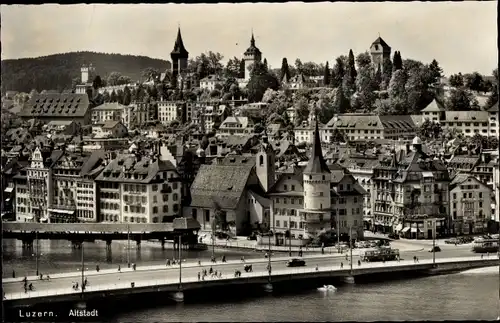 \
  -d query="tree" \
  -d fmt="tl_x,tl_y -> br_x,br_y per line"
92,75 -> 103,90
428,59 -> 443,84
295,59 -> 303,74
332,56 -> 346,88
102,91 -> 110,103
353,65 -> 378,110
110,90 -> 117,102
107,72 -> 122,86
123,86 -> 132,105
141,68 -> 160,81
380,57 -> 393,90
247,61 -> 280,103
332,87 -> 351,114
392,51 -> 403,71
485,85 -> 498,109
224,57 -> 242,78
280,57 -> 291,83
405,65 -> 435,114
239,60 -> 246,79
323,61 -> 331,86
347,49 -> 357,80
446,88 -> 479,111
418,119 -> 442,140
341,73 -> 356,101
263,58 -> 268,70
449,73 -> 464,88
388,69 -> 408,114
463,72 -> 484,92
293,97 -> 310,125
355,51 -> 372,70
117,75 -> 132,86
